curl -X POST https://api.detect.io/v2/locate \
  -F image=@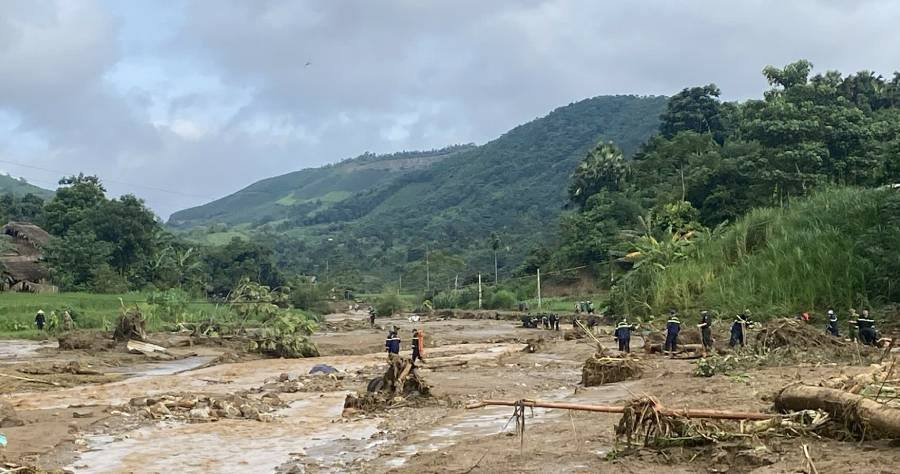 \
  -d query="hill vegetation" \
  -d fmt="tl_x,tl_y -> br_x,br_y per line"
545,60 -> 900,318
170,95 -> 668,288
0,174 -> 53,199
